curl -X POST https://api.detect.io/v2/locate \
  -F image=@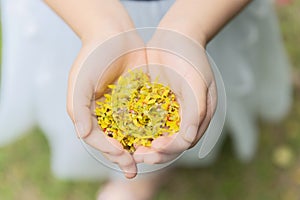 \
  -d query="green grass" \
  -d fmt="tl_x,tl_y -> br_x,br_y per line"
1,1 -> 300,199
0,129 -> 100,200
